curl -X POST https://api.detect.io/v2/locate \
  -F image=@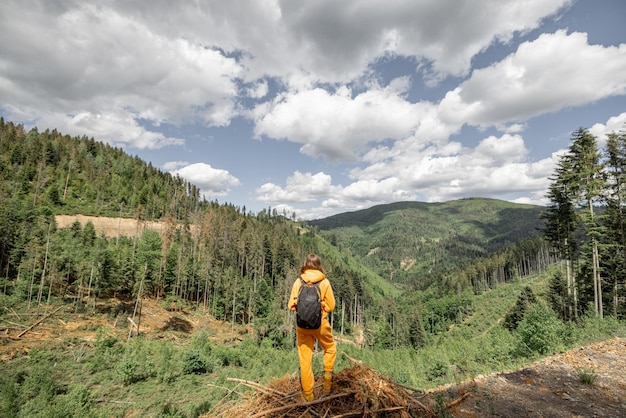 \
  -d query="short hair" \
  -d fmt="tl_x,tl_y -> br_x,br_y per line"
300,253 -> 325,274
